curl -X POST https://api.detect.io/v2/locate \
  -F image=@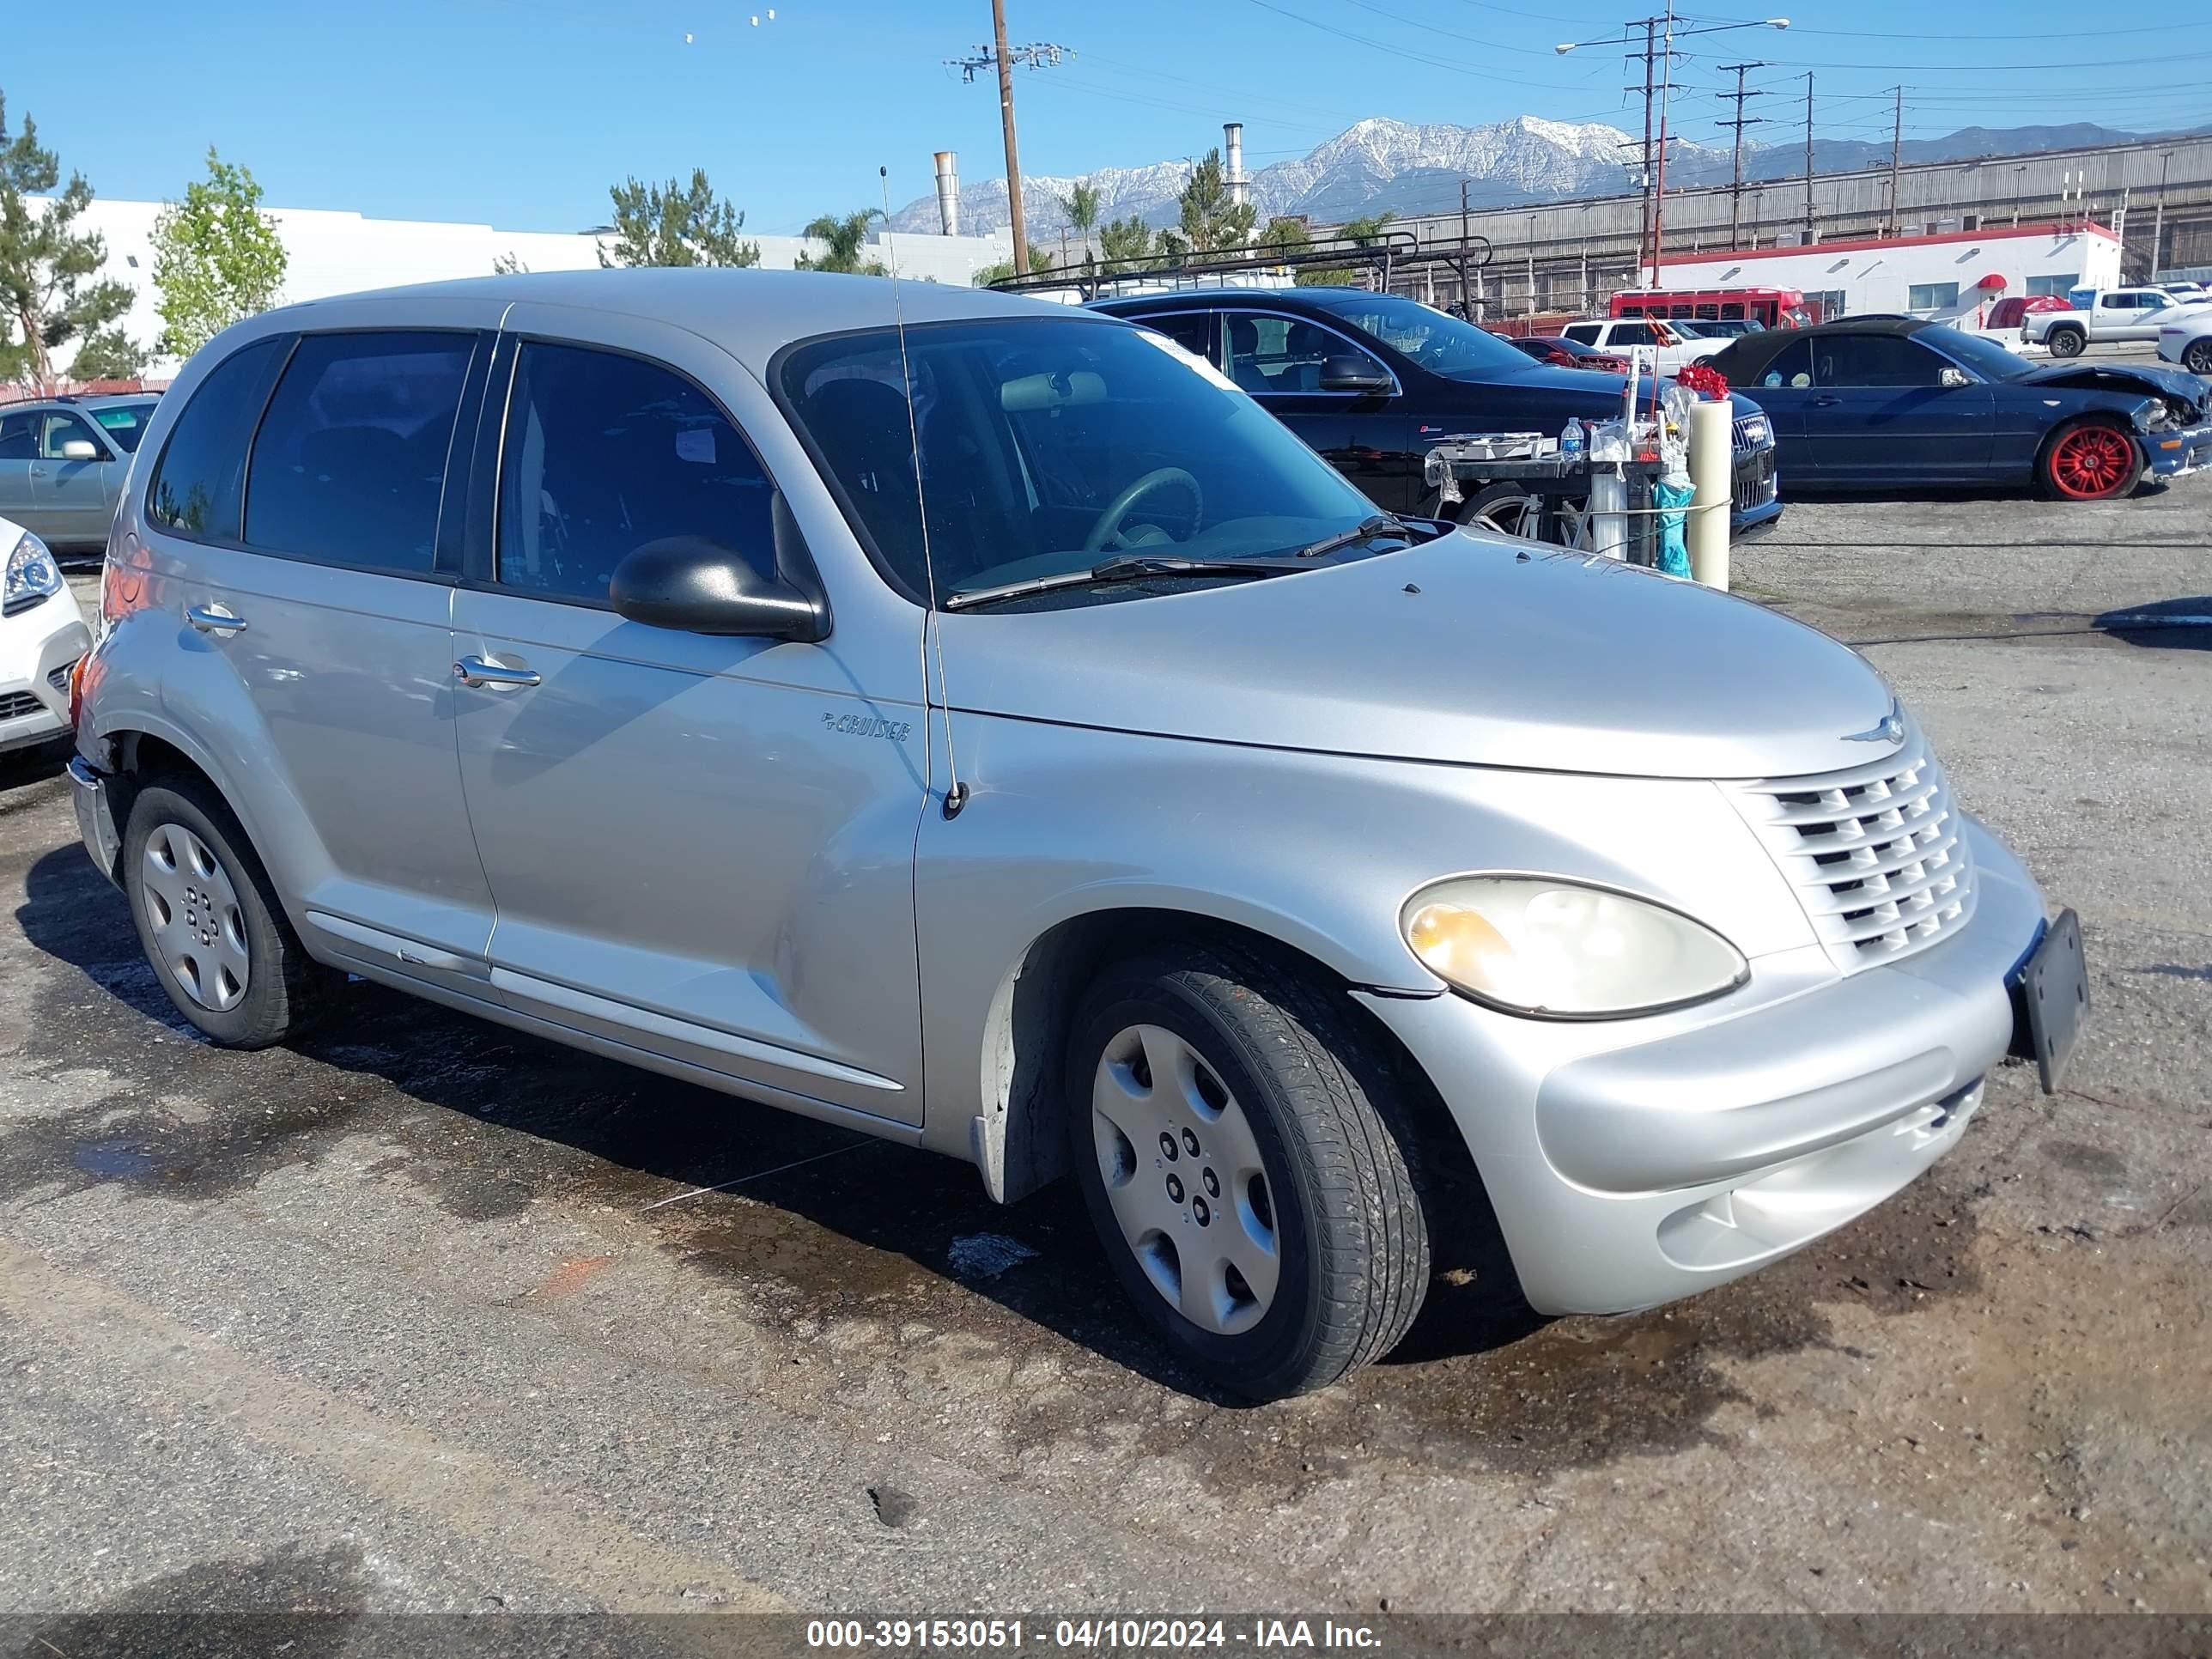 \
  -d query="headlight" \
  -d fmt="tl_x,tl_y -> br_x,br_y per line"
1401,876 -> 1747,1018
4,531 -> 63,611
